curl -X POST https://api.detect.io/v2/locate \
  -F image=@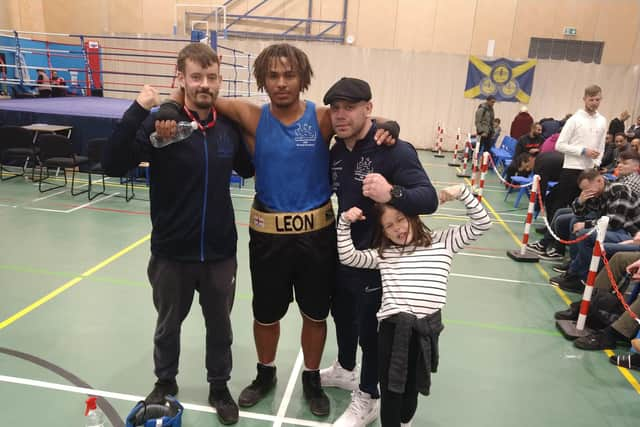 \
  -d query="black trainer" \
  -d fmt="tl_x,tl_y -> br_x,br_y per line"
145,378 -> 178,404
302,370 -> 330,417
238,364 -> 277,407
574,328 -> 619,350
550,272 -> 584,294
209,384 -> 239,425
554,301 -> 580,321
552,261 -> 571,274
